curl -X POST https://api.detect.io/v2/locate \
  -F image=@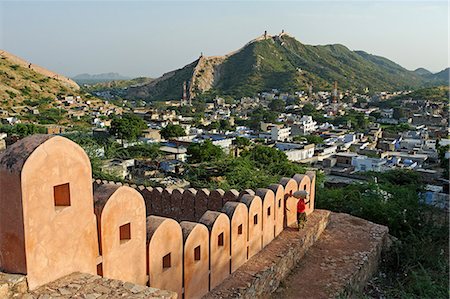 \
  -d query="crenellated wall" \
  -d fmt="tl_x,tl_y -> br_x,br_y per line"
0,135 -> 316,298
